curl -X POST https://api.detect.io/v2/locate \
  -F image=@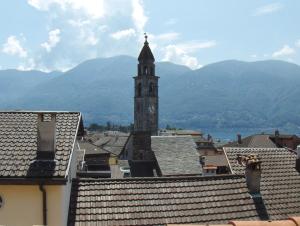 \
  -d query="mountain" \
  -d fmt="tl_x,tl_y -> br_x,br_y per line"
1,56 -> 300,132
0,69 -> 61,104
